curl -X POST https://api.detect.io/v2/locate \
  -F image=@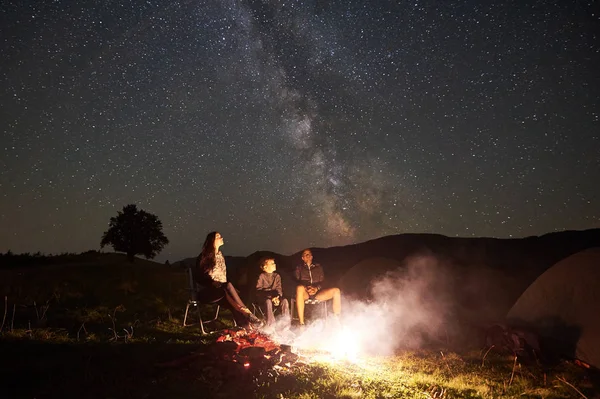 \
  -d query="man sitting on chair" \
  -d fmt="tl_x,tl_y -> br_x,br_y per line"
256,257 -> 290,327
295,249 -> 341,326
